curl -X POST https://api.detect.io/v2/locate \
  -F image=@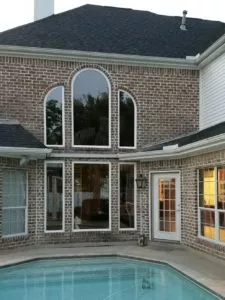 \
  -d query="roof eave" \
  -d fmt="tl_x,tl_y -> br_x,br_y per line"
0,147 -> 52,159
197,33 -> 225,68
119,133 -> 225,161
0,44 -> 198,69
